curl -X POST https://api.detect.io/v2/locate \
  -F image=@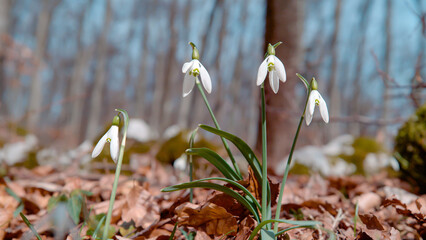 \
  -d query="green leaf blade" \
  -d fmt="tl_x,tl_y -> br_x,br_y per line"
199,125 -> 262,183
186,148 -> 240,181
162,181 -> 260,222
